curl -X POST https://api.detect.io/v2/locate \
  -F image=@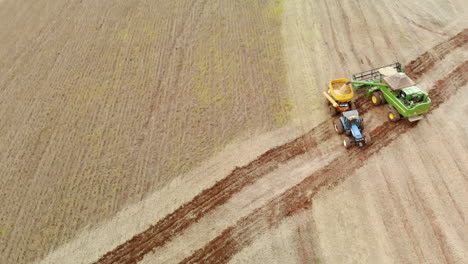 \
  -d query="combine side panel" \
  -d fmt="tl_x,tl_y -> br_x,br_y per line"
379,87 -> 409,117
407,100 -> 431,117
